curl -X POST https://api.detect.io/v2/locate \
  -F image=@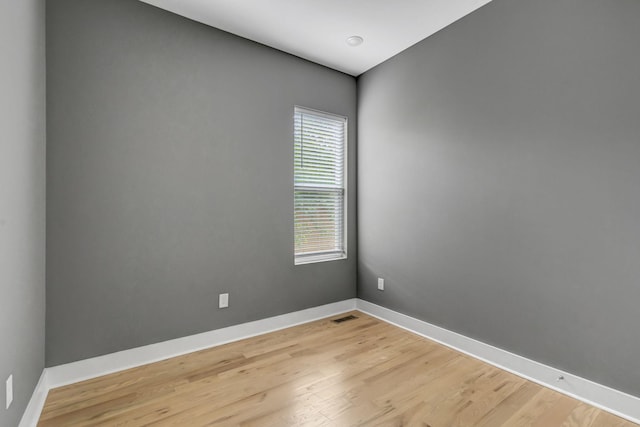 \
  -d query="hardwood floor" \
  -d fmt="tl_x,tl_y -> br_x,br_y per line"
38,312 -> 637,426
